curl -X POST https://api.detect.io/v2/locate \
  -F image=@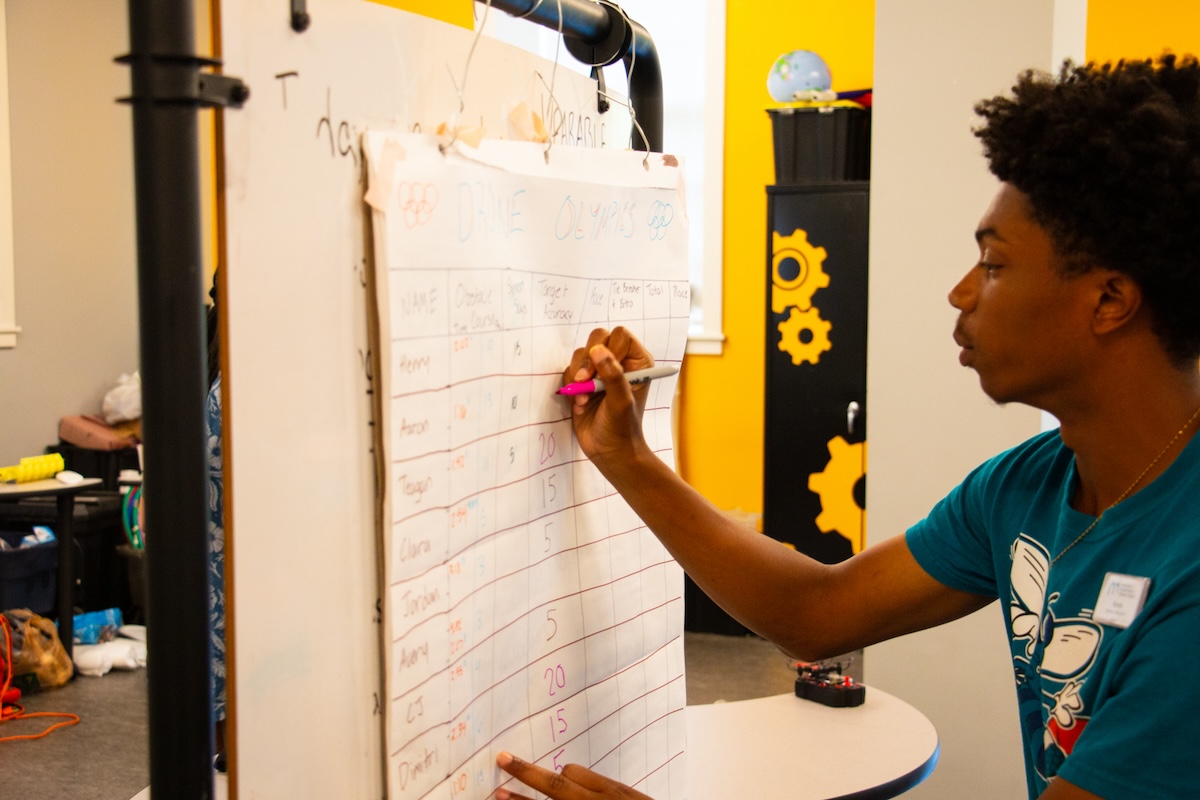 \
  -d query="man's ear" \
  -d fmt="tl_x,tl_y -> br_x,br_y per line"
1091,270 -> 1142,335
